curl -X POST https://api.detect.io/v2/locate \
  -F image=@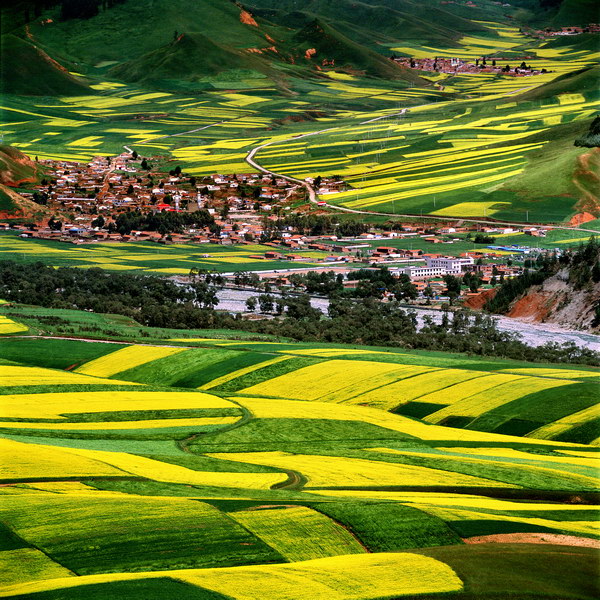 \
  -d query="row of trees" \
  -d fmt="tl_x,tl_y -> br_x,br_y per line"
485,237 -> 600,314
113,210 -> 215,235
1,259 -> 598,365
